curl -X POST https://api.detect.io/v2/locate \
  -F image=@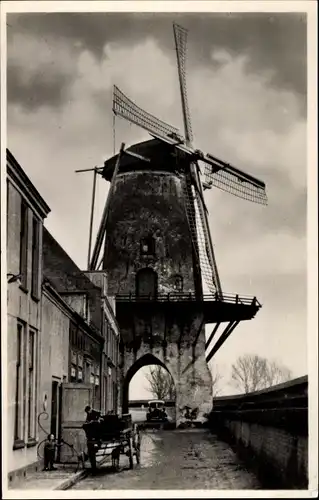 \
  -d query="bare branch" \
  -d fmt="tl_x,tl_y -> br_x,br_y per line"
211,364 -> 223,396
145,365 -> 175,400
230,354 -> 292,394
